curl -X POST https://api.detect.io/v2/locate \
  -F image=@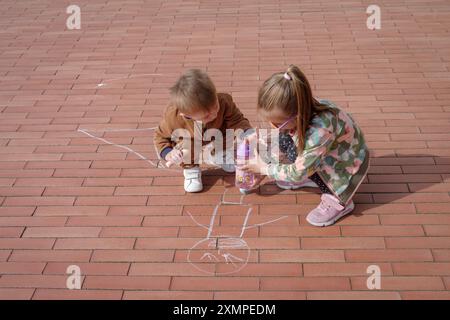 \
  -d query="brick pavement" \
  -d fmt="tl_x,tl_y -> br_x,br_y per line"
0,0 -> 449,299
